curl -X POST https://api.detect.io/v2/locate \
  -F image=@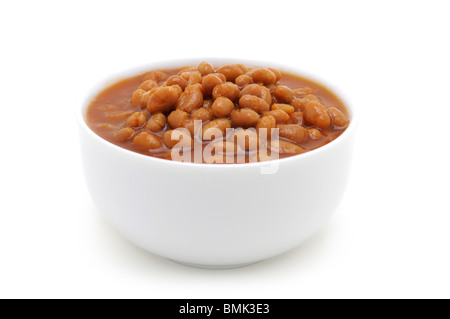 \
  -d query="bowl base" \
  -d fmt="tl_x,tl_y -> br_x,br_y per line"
170,259 -> 262,269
